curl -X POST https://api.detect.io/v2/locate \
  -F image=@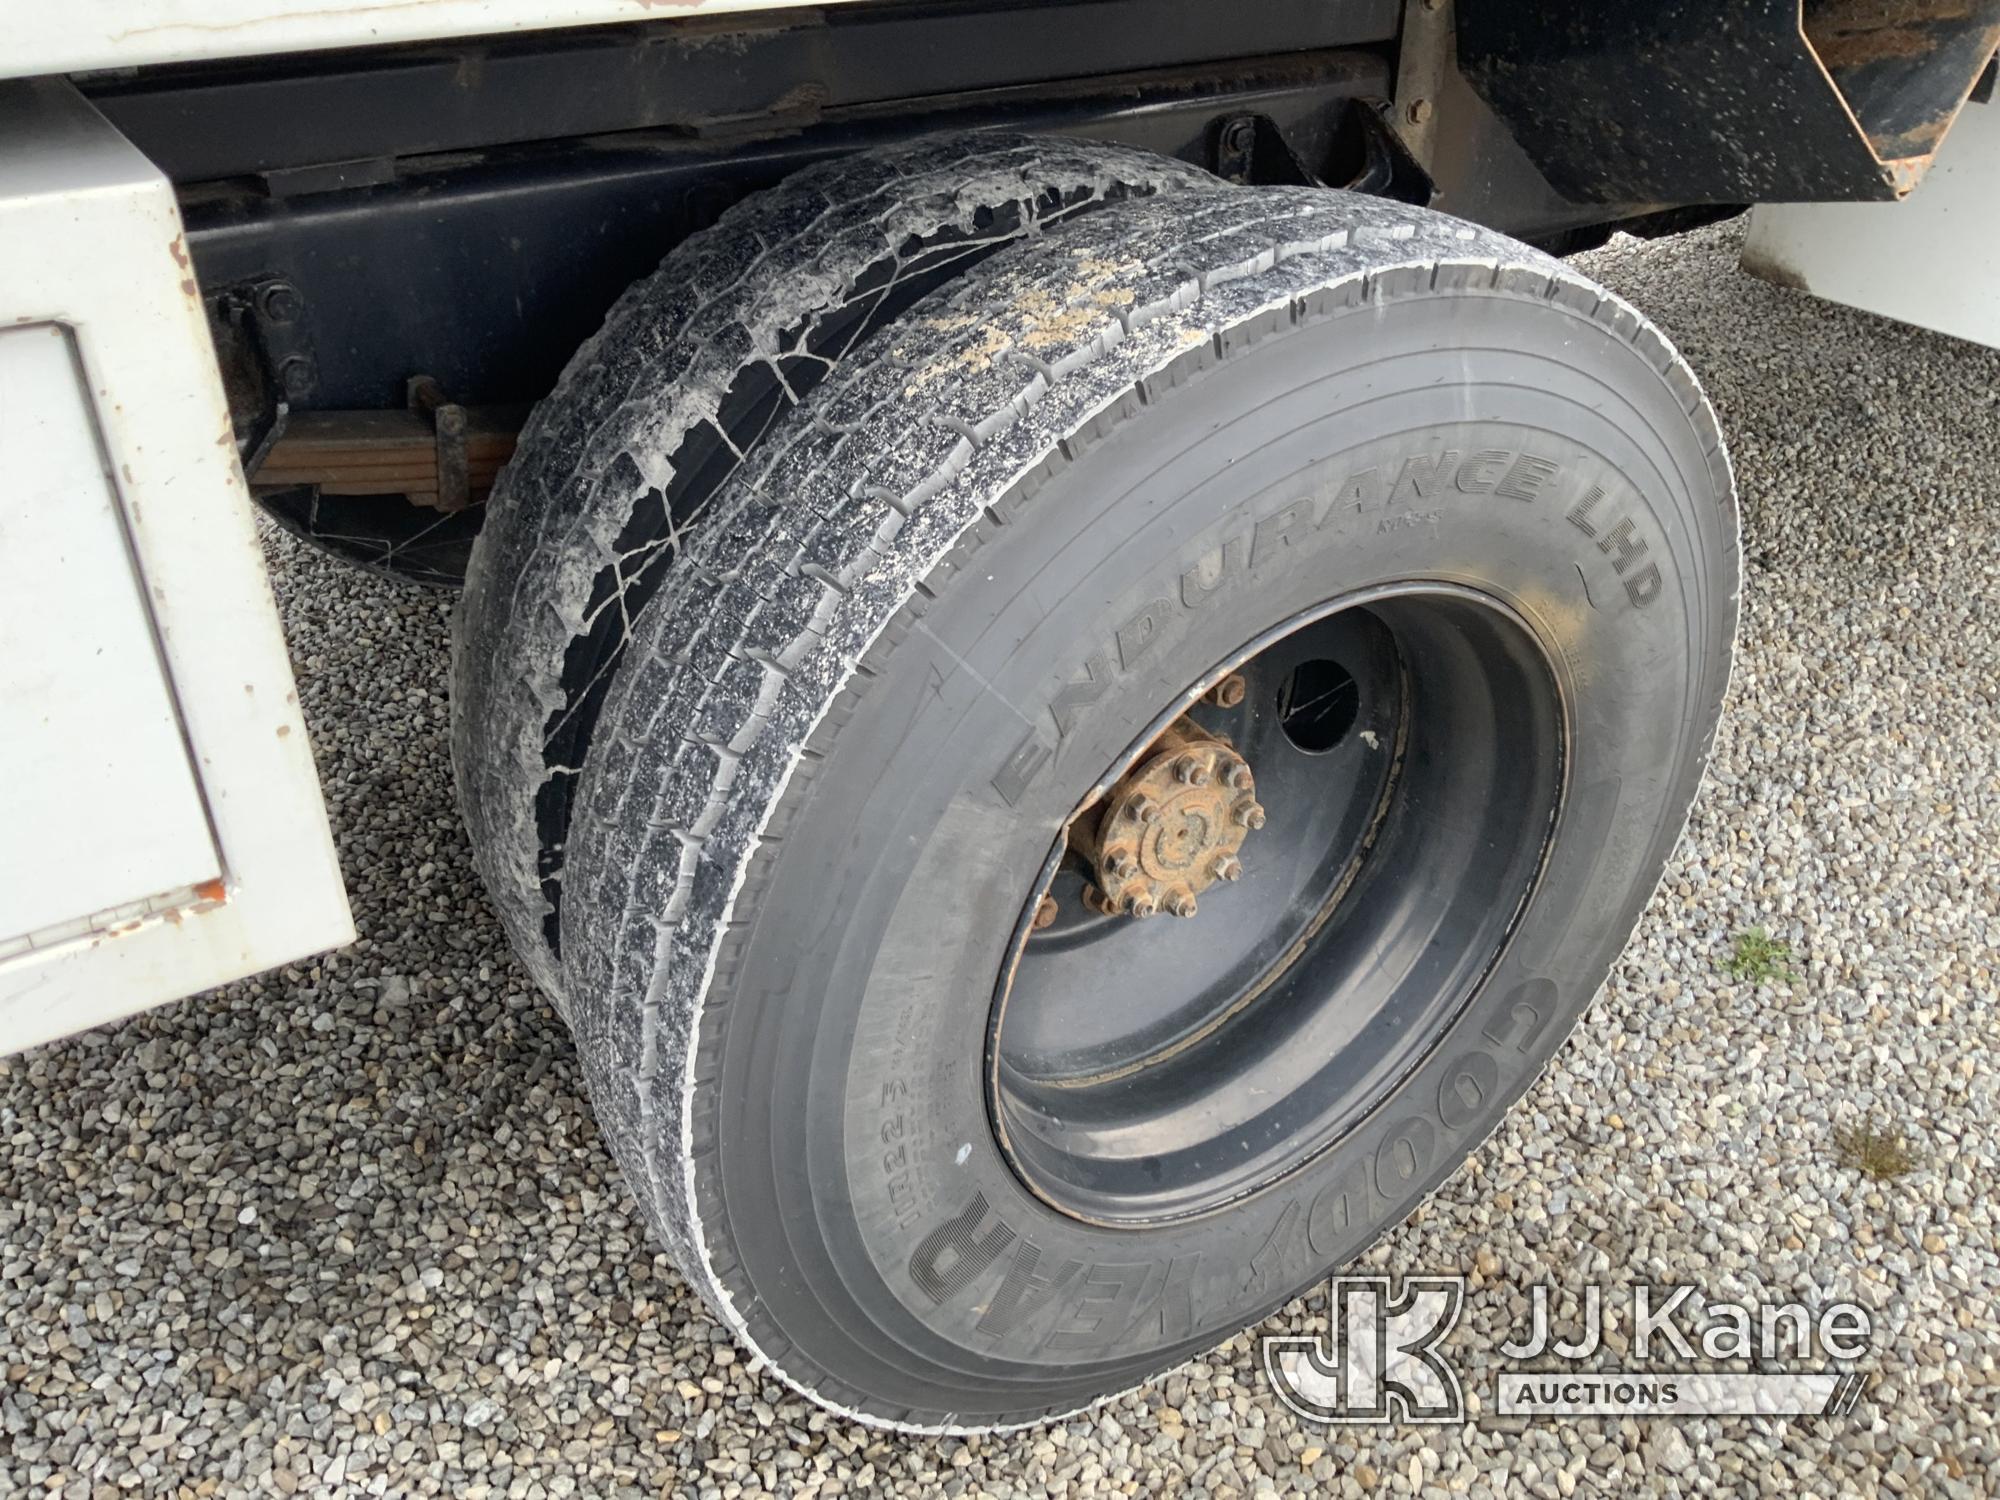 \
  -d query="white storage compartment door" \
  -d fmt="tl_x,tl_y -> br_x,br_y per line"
0,322 -> 224,940
0,80 -> 353,1055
